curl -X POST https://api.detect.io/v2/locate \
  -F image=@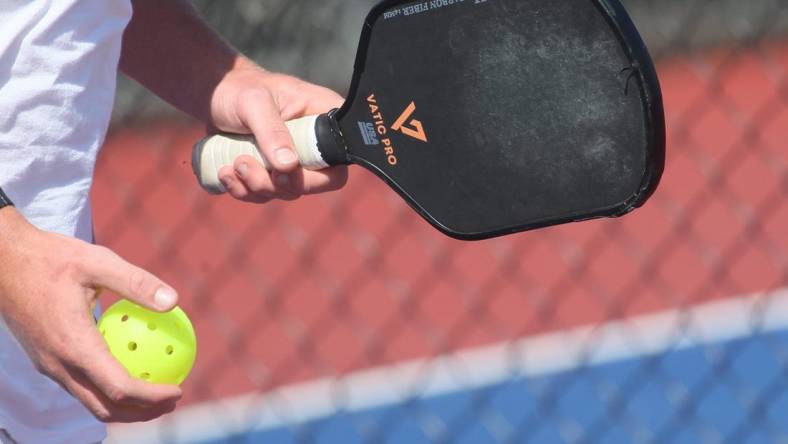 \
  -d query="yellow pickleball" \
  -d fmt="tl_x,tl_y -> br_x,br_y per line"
97,300 -> 196,385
